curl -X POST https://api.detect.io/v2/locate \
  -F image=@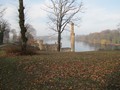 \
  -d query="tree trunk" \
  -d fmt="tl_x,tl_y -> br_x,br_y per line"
57,31 -> 61,52
18,0 -> 27,52
0,32 -> 4,44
